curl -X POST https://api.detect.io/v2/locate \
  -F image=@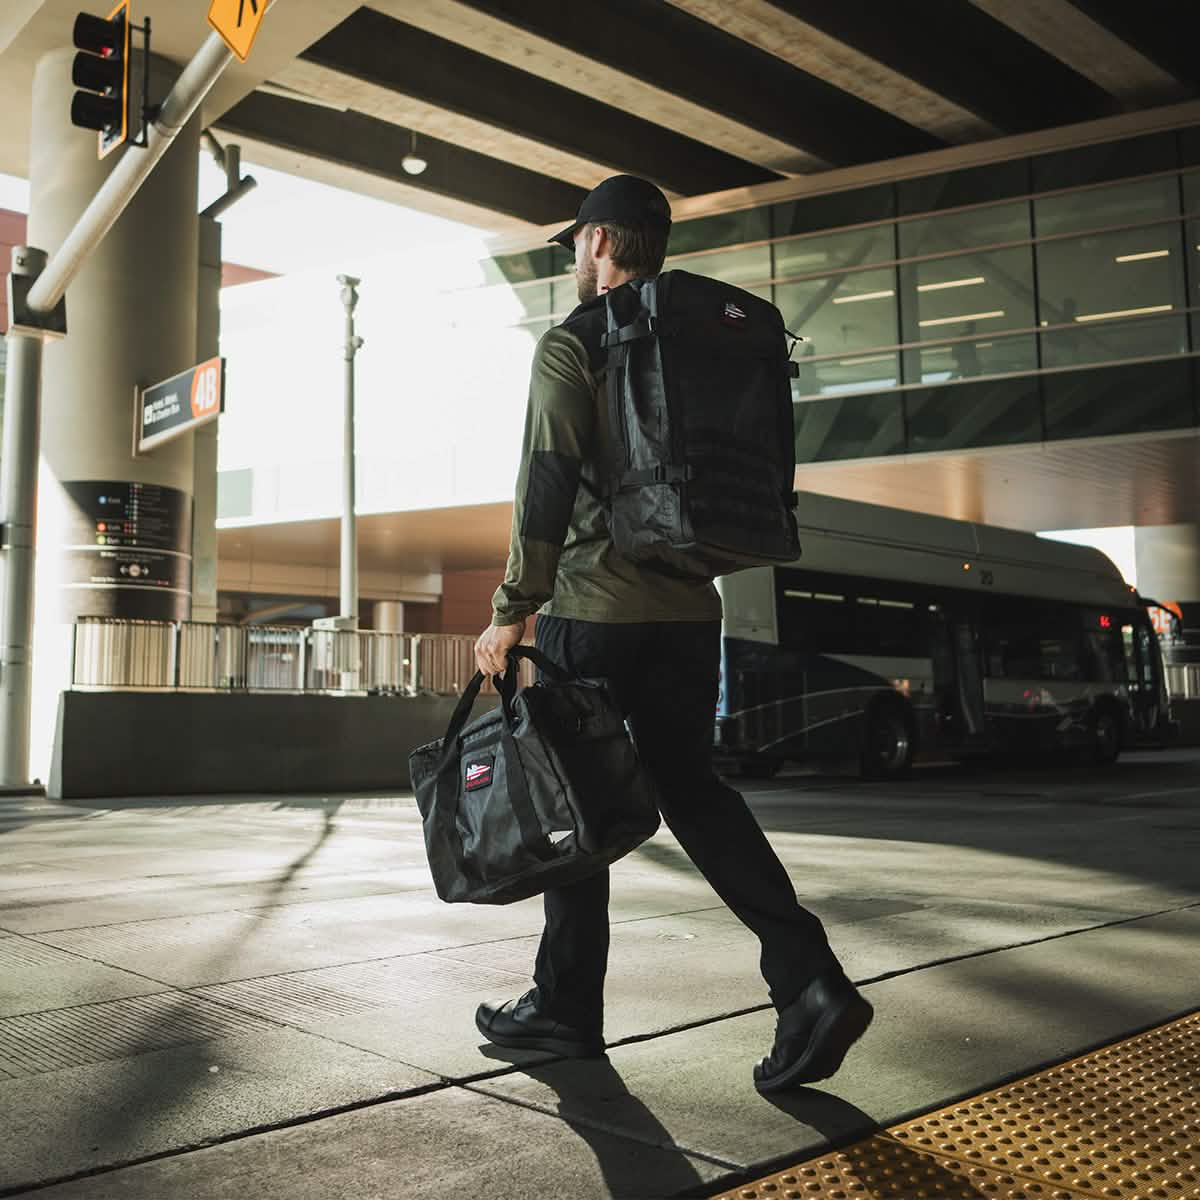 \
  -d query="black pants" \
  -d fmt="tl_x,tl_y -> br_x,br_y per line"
532,615 -> 838,1035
